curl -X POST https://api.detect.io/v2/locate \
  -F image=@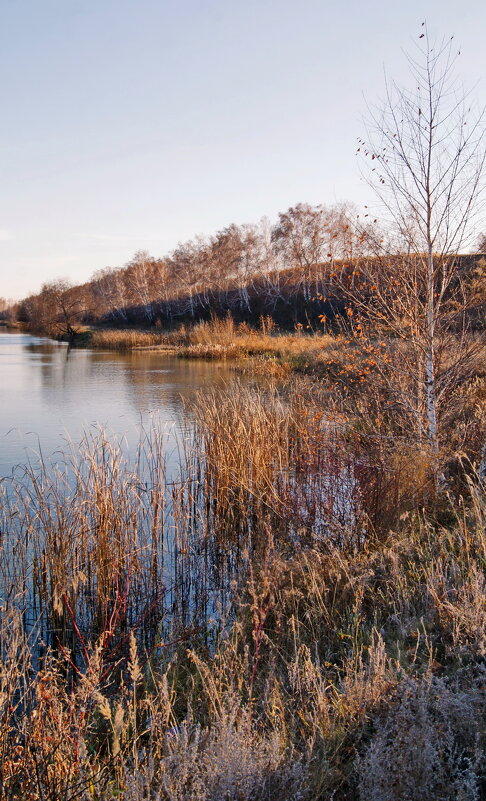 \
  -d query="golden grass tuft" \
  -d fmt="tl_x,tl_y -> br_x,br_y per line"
89,328 -> 165,350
